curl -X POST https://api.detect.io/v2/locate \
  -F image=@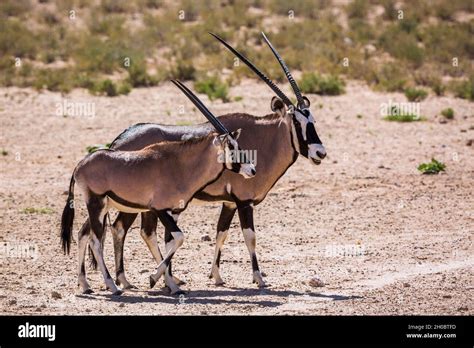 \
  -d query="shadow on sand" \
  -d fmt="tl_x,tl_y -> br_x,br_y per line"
76,286 -> 362,307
